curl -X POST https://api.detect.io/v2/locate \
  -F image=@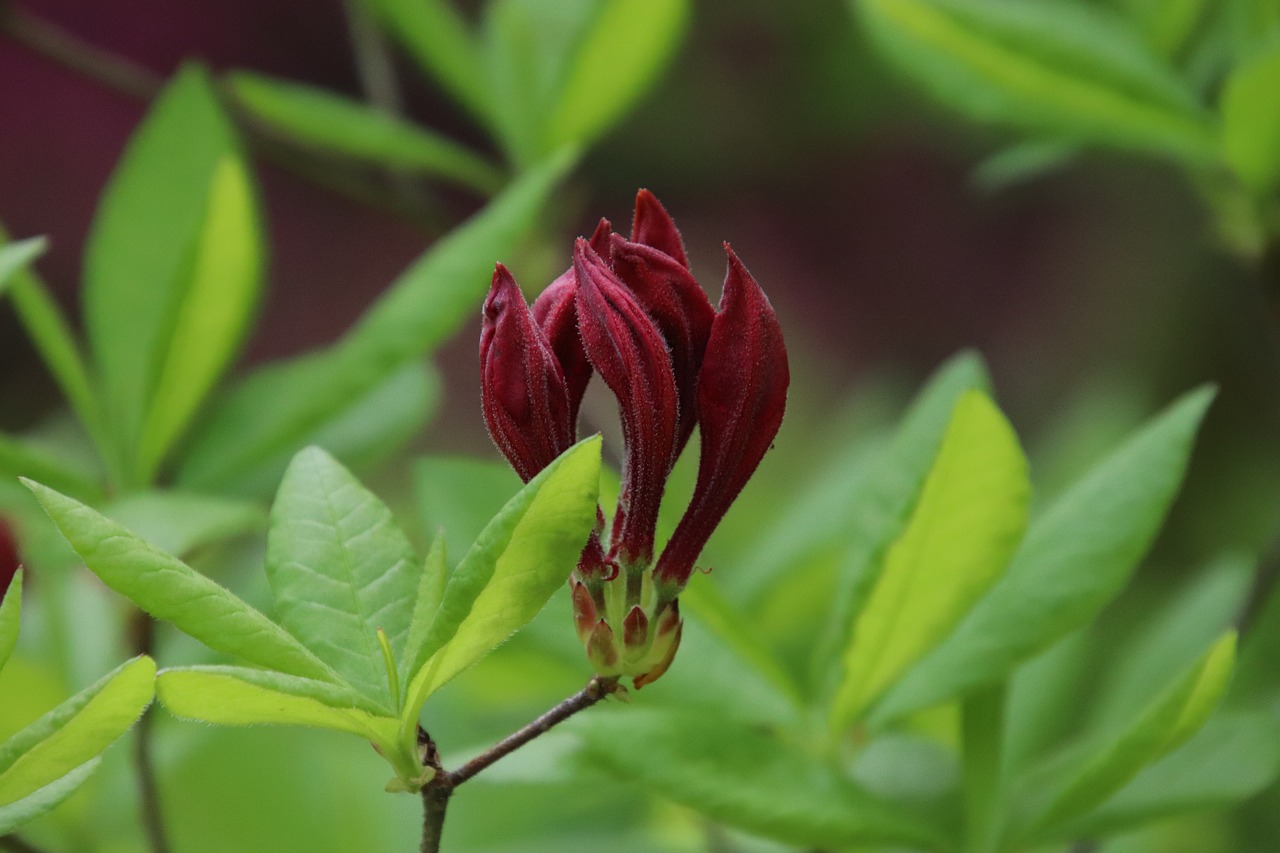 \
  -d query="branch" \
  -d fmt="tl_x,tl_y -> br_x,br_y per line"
128,613 -> 172,853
